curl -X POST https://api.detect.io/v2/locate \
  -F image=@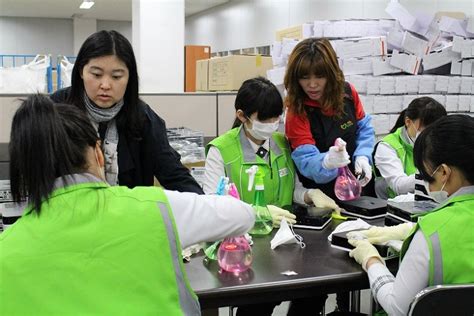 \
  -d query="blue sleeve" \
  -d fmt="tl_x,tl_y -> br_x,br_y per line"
353,114 -> 375,164
291,144 -> 338,184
